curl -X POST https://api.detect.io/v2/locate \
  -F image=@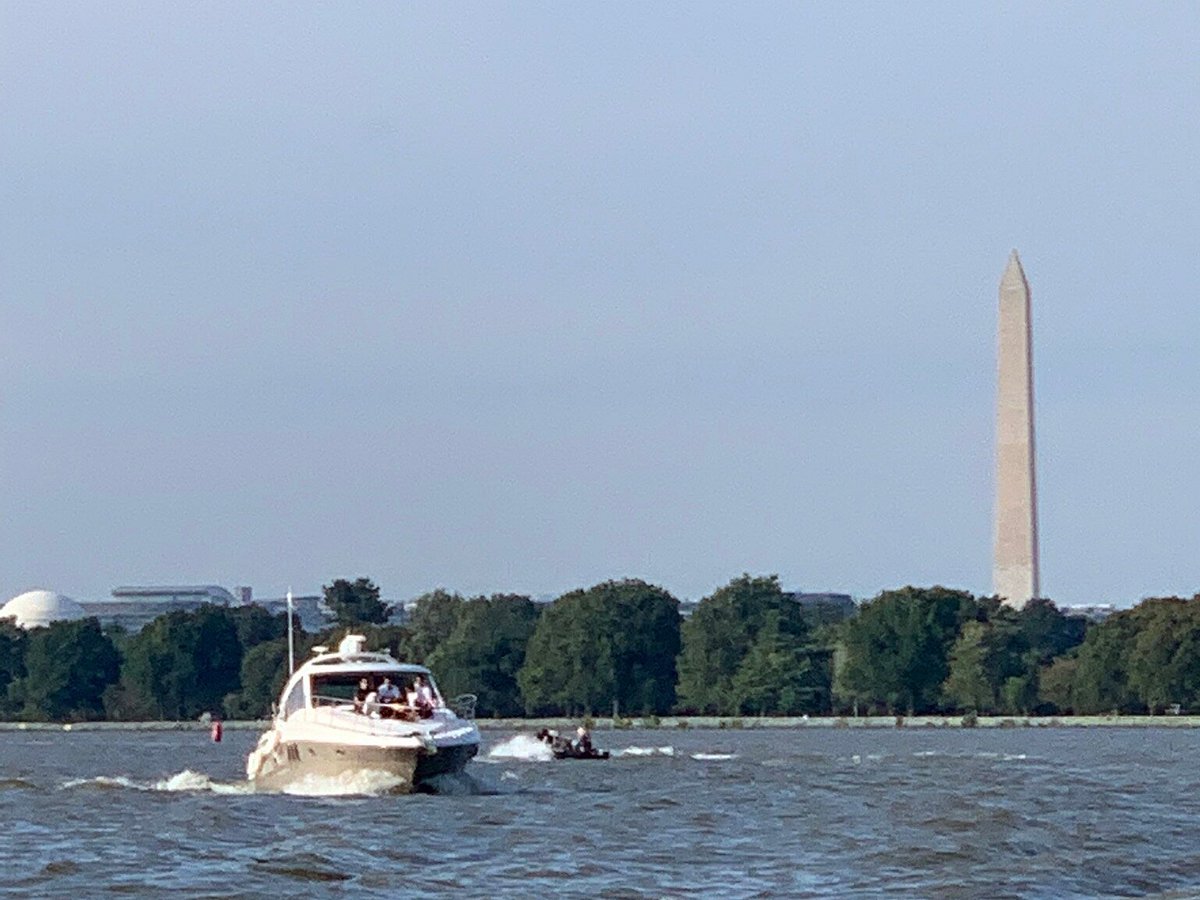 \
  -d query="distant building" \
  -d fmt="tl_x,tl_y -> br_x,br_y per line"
81,584 -> 241,633
0,589 -> 88,629
384,602 -> 410,626
993,251 -> 1041,609
255,593 -> 330,633
785,592 -> 857,623
1060,604 -> 1116,622
676,590 -> 857,621
112,585 -> 239,606
73,583 -> 398,635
